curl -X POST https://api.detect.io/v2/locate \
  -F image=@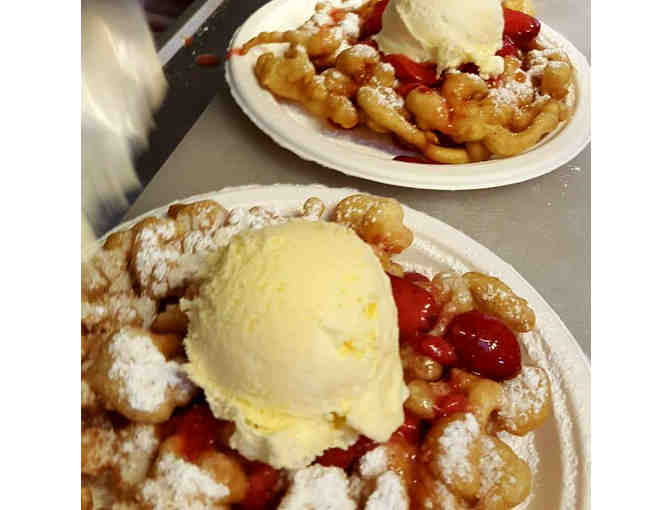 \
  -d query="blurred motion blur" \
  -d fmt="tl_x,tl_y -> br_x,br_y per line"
141,0 -> 196,34
81,0 -> 167,256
